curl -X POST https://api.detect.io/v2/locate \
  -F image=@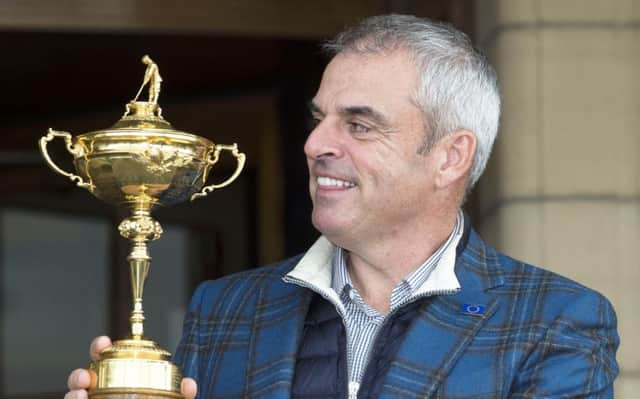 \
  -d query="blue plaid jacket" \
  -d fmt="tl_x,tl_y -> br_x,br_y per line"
174,228 -> 619,398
